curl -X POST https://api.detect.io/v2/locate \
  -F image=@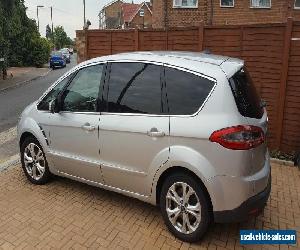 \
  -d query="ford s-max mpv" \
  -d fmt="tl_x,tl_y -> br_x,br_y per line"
18,52 -> 271,242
